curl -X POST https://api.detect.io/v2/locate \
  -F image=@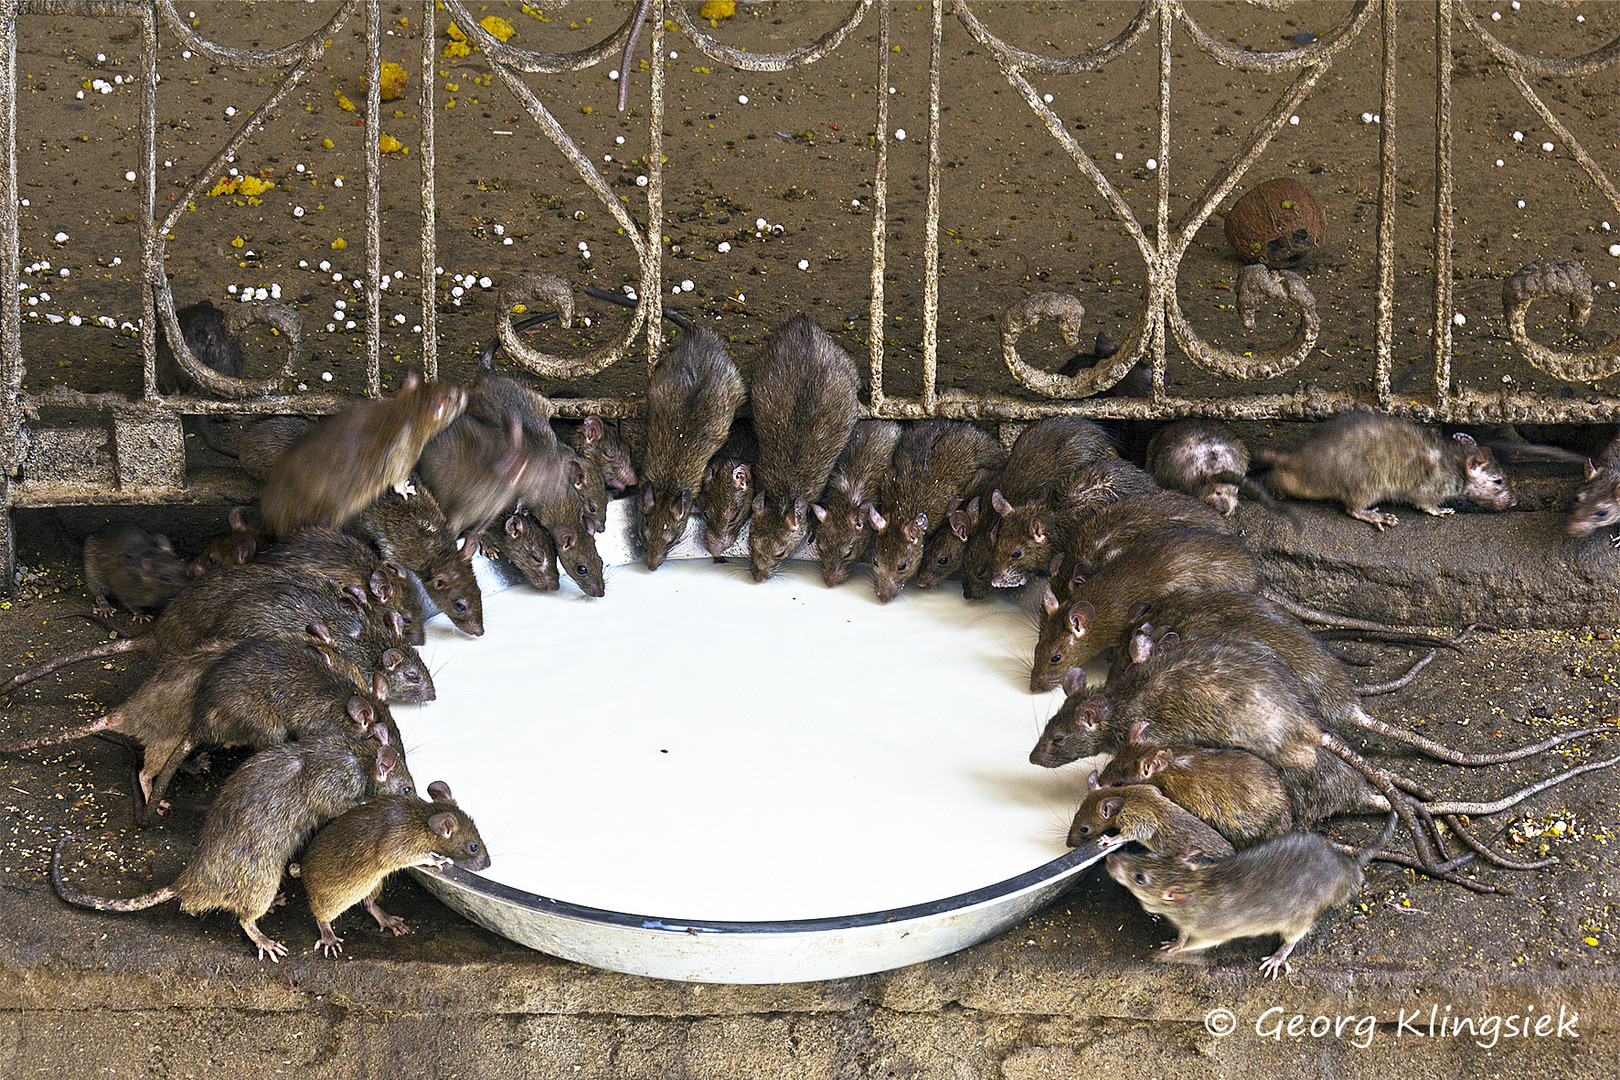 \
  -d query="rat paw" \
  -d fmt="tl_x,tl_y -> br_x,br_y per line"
90,600 -> 117,620
1349,508 -> 1399,530
256,940 -> 288,963
381,915 -> 410,937
1418,505 -> 1455,518
316,935 -> 345,958
129,613 -> 155,624
1258,956 -> 1293,979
